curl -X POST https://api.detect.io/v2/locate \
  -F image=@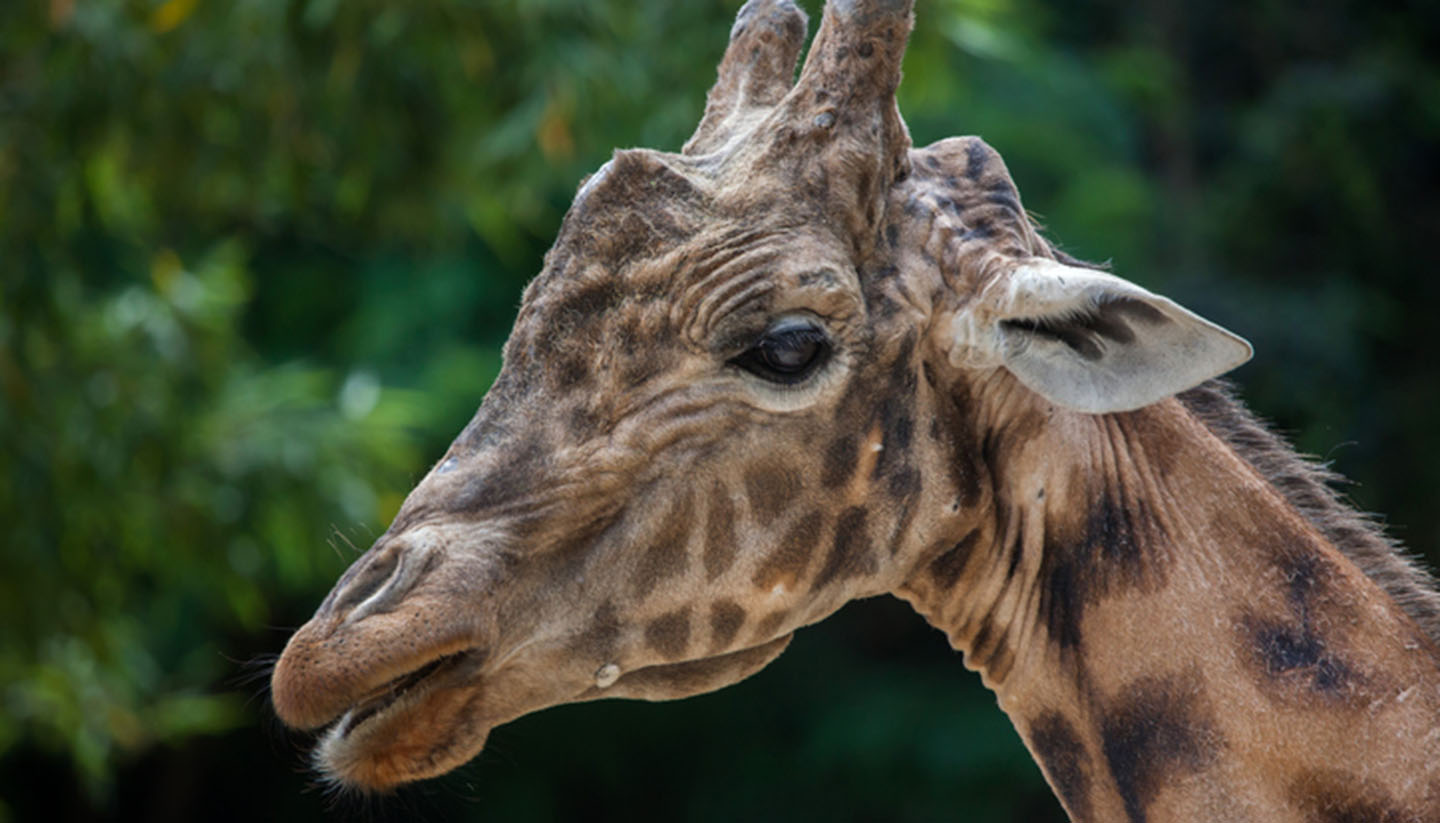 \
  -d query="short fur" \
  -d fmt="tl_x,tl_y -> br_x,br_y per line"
1179,379 -> 1440,642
